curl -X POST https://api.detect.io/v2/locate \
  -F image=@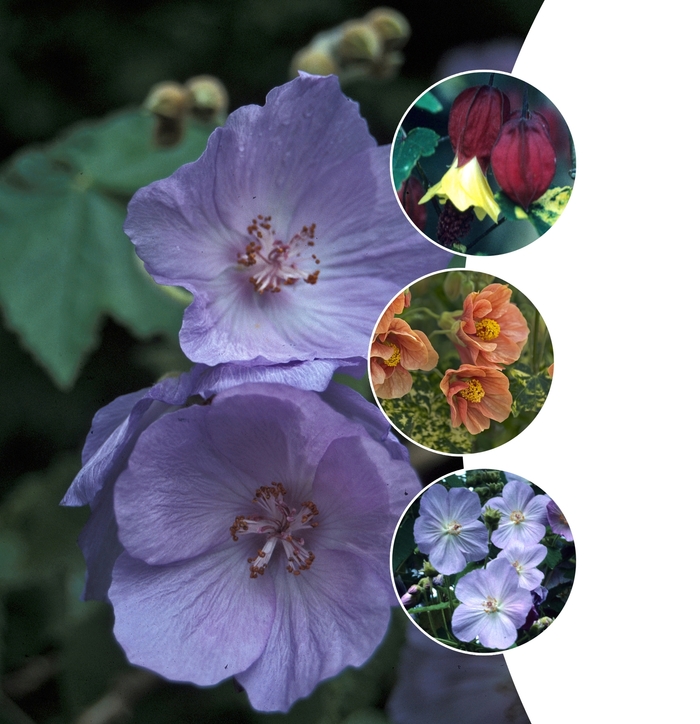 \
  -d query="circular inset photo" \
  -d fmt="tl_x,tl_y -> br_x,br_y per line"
369,270 -> 553,455
392,71 -> 575,255
392,469 -> 575,653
